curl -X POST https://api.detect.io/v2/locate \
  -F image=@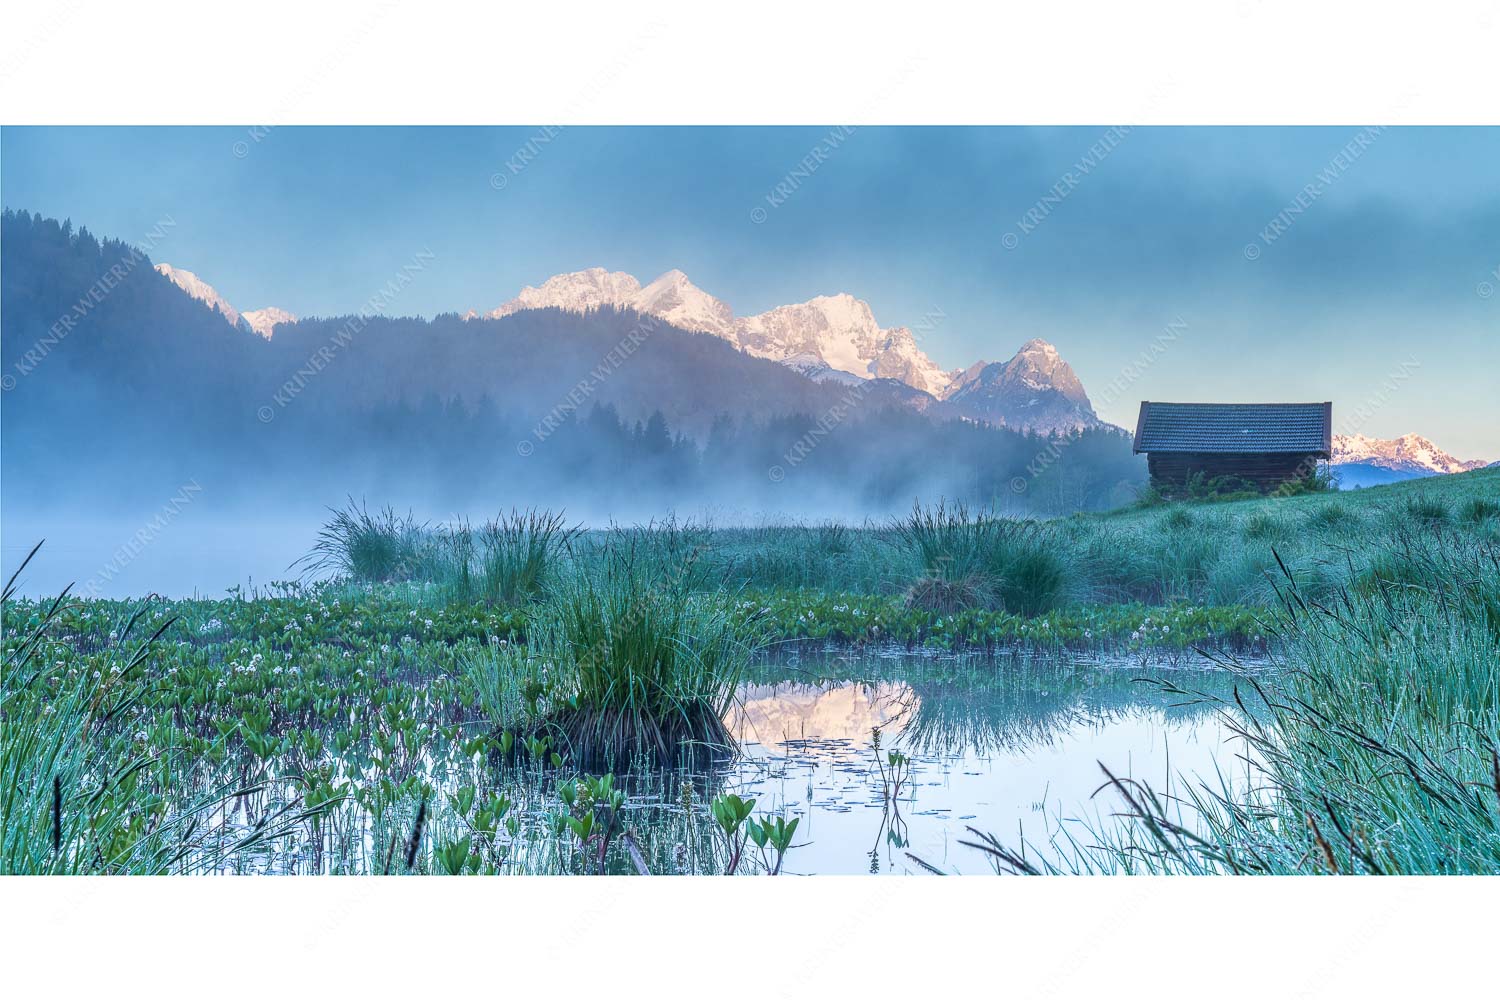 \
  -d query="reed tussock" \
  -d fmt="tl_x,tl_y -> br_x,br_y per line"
466,523 -> 763,769
892,500 -> 1069,616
